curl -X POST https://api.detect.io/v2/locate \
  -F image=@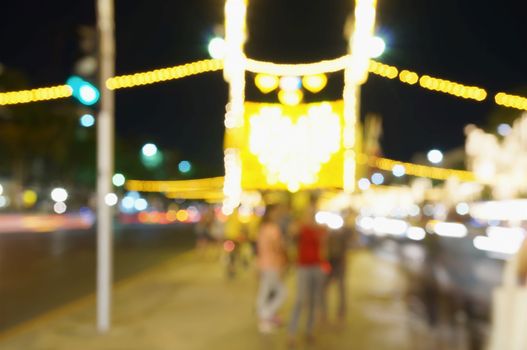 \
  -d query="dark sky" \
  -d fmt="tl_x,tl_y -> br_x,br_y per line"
1,0 -> 527,176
